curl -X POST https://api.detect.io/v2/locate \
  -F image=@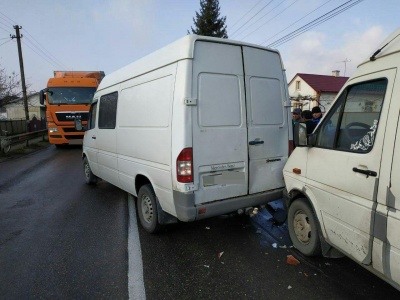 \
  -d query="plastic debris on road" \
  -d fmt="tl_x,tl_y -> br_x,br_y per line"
218,251 -> 224,259
272,243 -> 278,248
288,285 -> 292,290
203,265 -> 210,268
286,255 -> 300,265
205,227 -> 210,230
